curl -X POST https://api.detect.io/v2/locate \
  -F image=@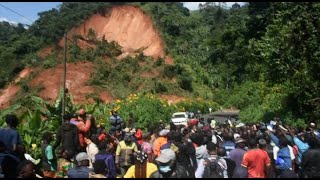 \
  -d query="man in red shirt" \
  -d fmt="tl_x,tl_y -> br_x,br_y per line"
241,139 -> 271,178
